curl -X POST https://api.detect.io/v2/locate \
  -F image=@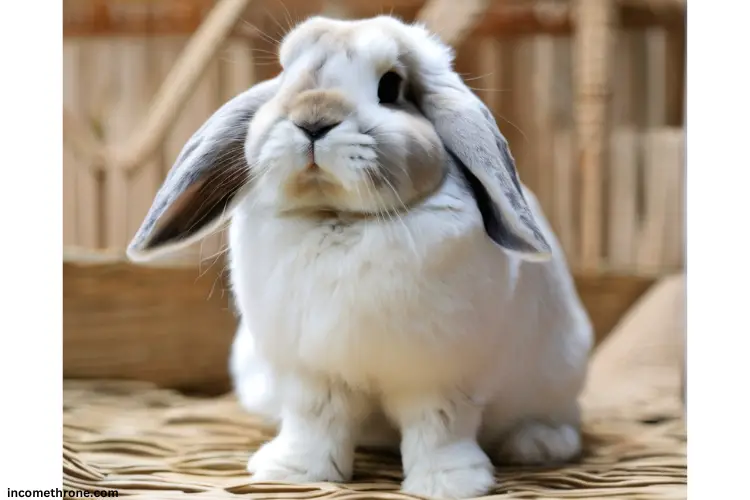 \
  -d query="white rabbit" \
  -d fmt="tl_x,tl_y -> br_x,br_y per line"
128,15 -> 593,500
